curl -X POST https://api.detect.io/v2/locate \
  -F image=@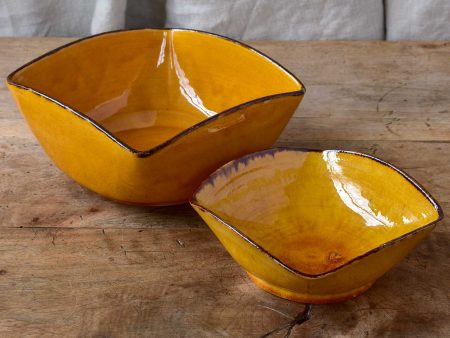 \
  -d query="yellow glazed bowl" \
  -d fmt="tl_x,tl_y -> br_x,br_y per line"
6,29 -> 304,205
190,148 -> 443,304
